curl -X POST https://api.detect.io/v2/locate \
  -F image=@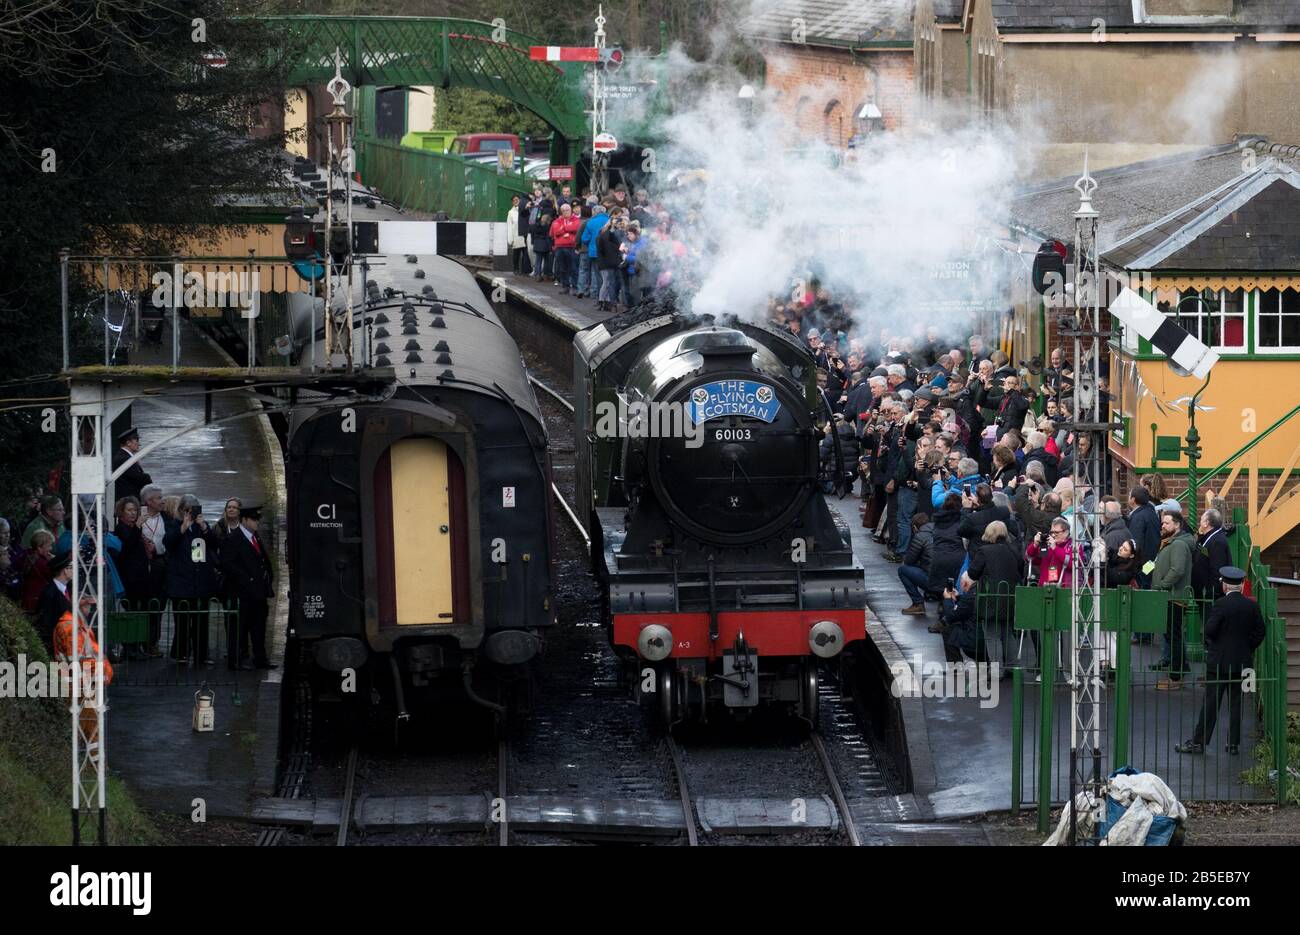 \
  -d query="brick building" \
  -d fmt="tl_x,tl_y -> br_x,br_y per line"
739,0 -> 939,146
